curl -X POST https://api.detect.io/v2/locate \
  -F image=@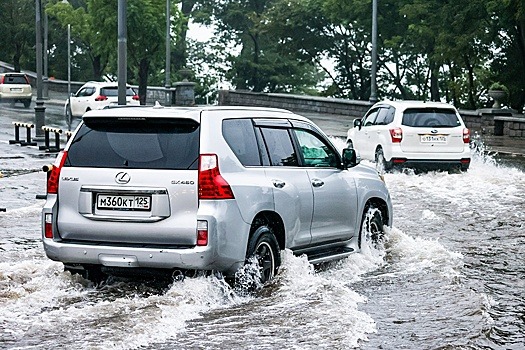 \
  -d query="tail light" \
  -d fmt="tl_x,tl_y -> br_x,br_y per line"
389,128 -> 403,143
198,154 -> 234,200
197,220 -> 208,246
463,128 -> 470,143
44,213 -> 53,239
0,76 -> 4,84
132,95 -> 140,101
47,151 -> 67,194
95,95 -> 108,101
24,75 -> 30,84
